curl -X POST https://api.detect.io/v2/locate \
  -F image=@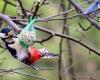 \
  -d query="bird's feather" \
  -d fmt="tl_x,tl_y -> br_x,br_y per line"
83,2 -> 100,14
